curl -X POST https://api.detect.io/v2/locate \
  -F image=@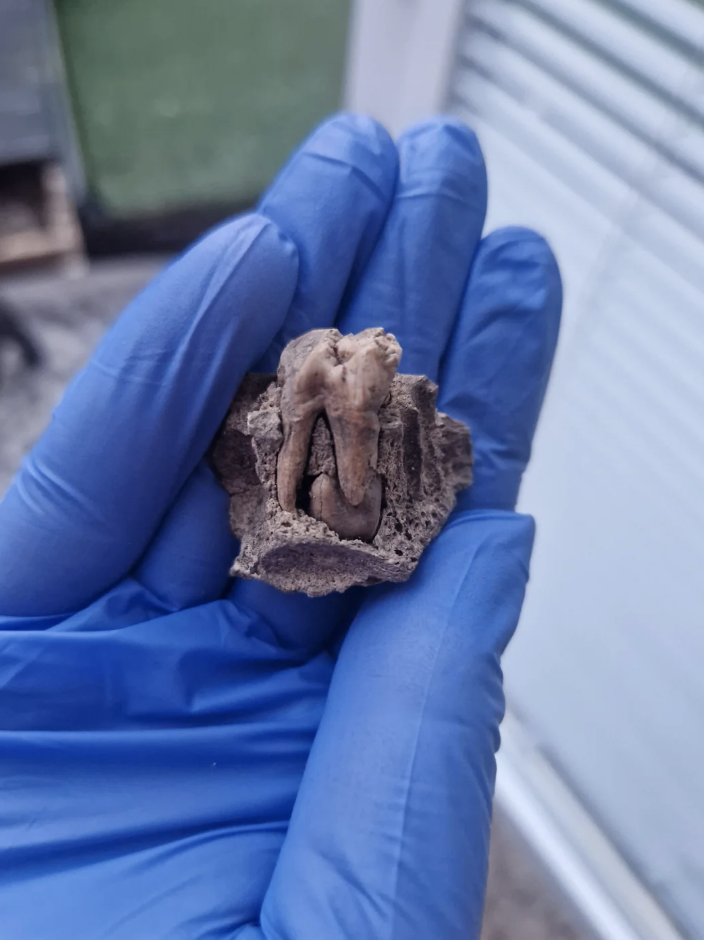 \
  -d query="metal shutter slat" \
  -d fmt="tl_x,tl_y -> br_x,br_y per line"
520,0 -> 704,86
611,0 -> 704,46
467,3 -> 704,172
470,0 -> 695,118
450,1 -> 704,935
